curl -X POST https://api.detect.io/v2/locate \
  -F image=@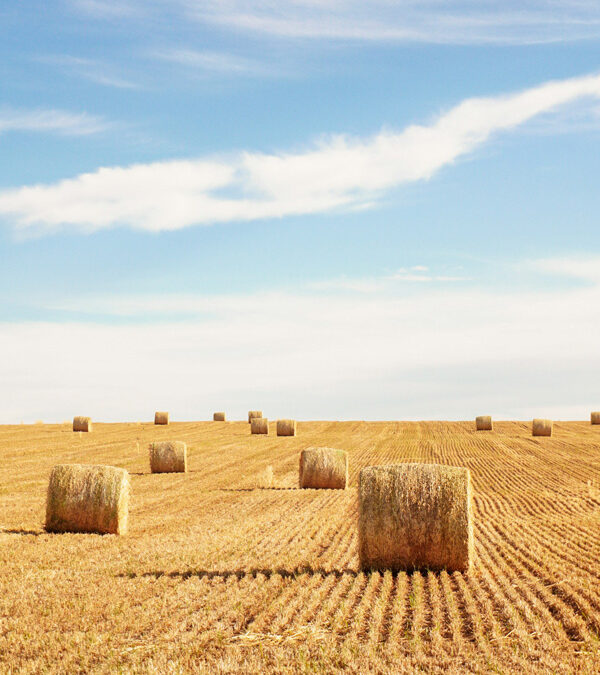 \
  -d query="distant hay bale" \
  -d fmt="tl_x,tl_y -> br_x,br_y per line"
213,412 -> 226,421
73,416 -> 92,432
45,464 -> 130,535
358,463 -> 473,573
532,419 -> 552,437
248,410 -> 263,423
299,447 -> 348,489
475,416 -> 492,431
149,441 -> 187,473
591,412 -> 600,425
256,465 -> 274,488
154,411 -> 169,425
251,417 -> 269,435
277,419 -> 296,436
